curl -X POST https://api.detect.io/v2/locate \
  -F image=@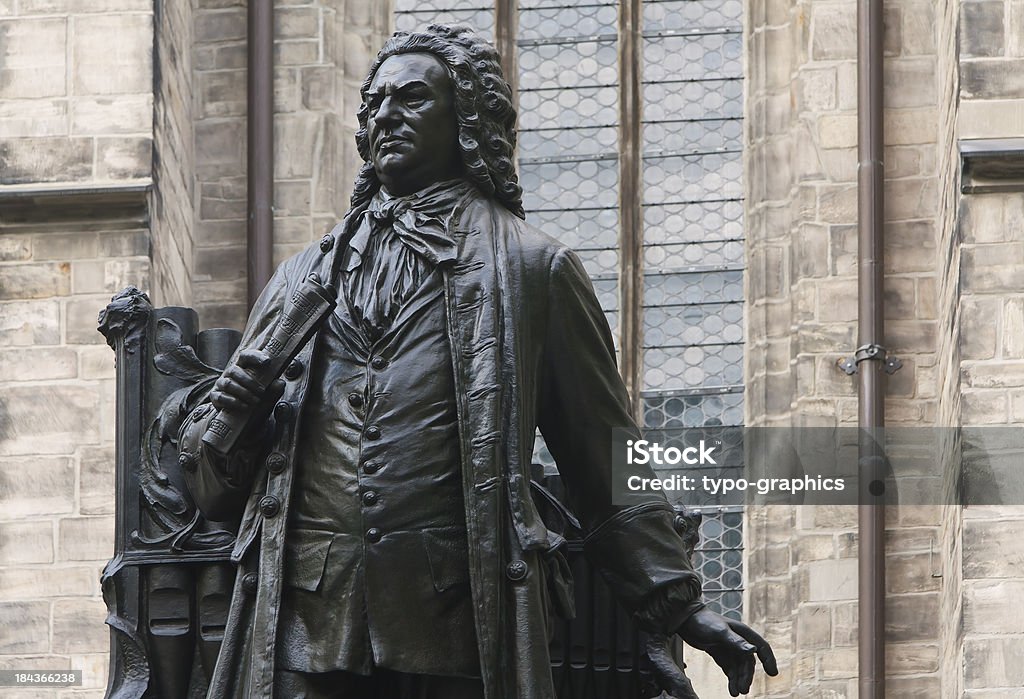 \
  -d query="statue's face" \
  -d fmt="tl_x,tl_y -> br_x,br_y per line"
366,52 -> 461,196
